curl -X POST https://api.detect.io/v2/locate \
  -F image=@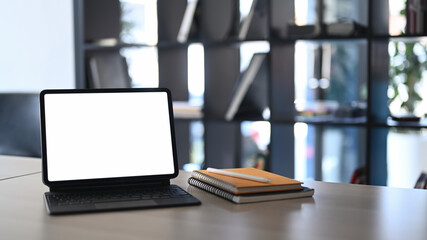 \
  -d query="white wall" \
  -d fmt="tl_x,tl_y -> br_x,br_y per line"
0,0 -> 75,92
